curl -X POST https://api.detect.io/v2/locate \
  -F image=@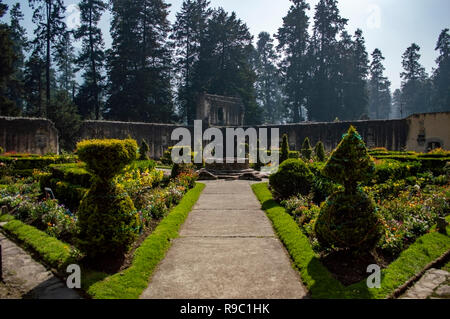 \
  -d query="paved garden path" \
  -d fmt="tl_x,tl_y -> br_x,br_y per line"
0,230 -> 81,299
140,180 -> 307,299
400,268 -> 450,299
